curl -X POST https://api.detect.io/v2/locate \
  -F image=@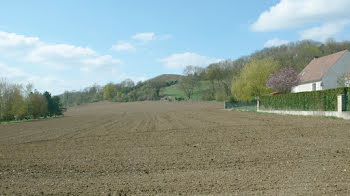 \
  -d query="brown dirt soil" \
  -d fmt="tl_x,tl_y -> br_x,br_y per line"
0,101 -> 350,195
